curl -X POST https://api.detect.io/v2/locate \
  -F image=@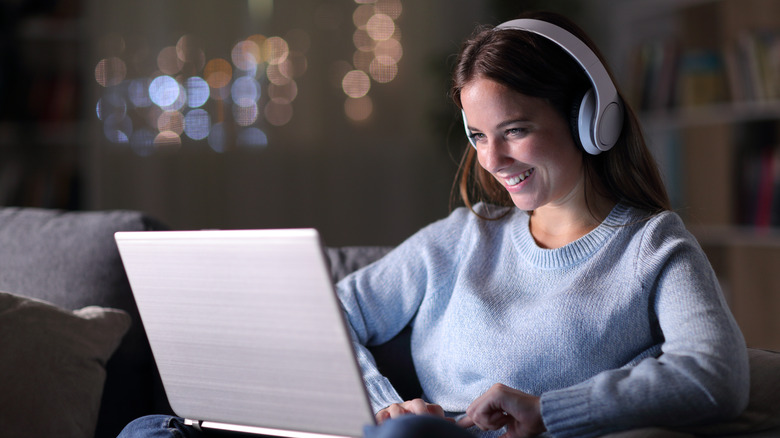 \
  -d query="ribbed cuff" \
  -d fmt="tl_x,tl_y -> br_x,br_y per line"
365,375 -> 404,414
540,385 -> 602,438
